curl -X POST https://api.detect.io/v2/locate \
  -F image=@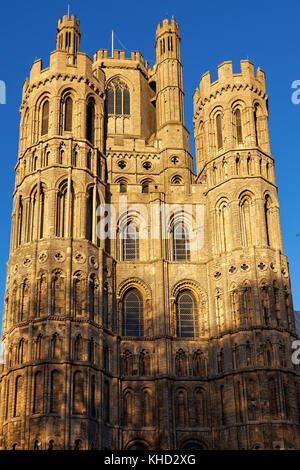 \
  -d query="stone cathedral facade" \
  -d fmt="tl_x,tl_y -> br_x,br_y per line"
0,13 -> 299,451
